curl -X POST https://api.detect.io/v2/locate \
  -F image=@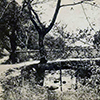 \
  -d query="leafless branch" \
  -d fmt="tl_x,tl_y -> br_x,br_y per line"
60,1 -> 84,8
81,4 -> 94,30
60,0 -> 94,8
46,0 -> 61,33
30,6 -> 44,29
84,2 -> 100,8
32,1 -> 45,6
28,1 -> 41,33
